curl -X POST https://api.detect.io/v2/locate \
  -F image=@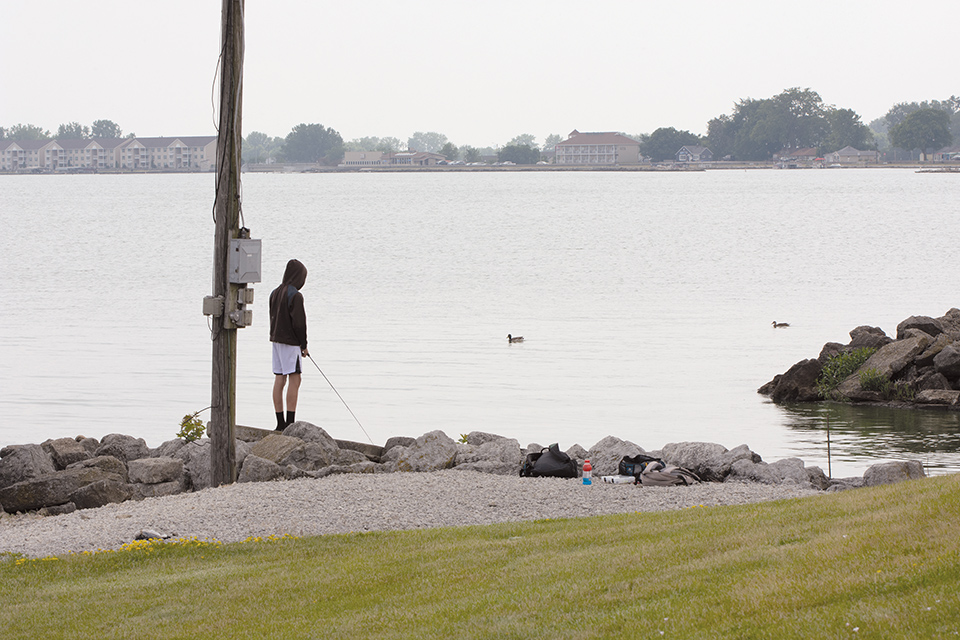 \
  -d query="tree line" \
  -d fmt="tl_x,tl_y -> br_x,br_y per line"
6,88 -> 957,165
